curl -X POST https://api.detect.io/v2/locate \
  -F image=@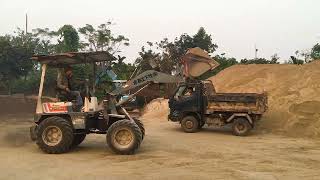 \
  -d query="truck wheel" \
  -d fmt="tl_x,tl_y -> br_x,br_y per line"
133,118 -> 145,140
36,116 -> 73,154
107,119 -> 142,155
71,134 -> 86,147
232,117 -> 252,136
181,116 -> 199,133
